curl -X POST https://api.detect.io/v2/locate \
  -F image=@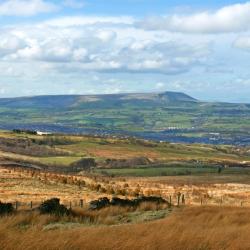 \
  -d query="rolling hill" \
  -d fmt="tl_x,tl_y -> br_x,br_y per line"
0,91 -> 196,109
0,91 -> 249,145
